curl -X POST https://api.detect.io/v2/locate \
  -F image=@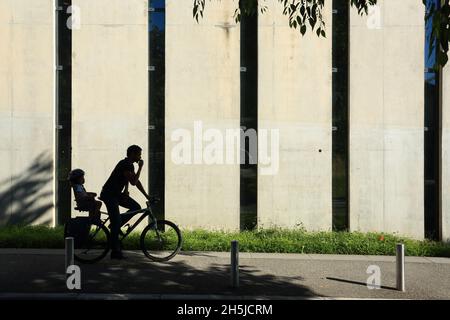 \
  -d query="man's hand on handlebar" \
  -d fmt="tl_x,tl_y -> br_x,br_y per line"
146,195 -> 161,206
